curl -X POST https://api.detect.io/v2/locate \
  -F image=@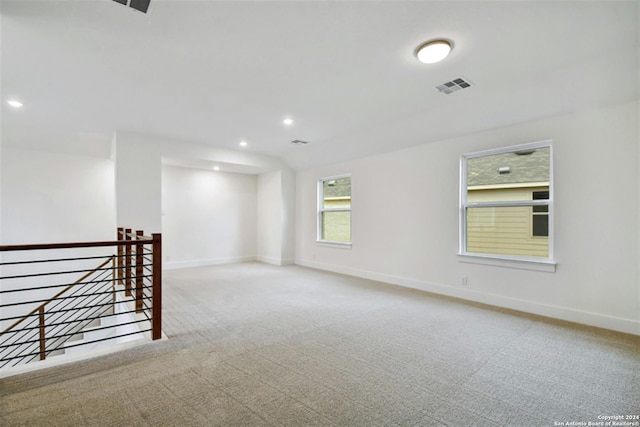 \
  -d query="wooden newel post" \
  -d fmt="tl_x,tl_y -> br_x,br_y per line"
38,307 -> 46,360
135,230 -> 144,313
151,233 -> 162,340
125,228 -> 132,296
117,227 -> 124,286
